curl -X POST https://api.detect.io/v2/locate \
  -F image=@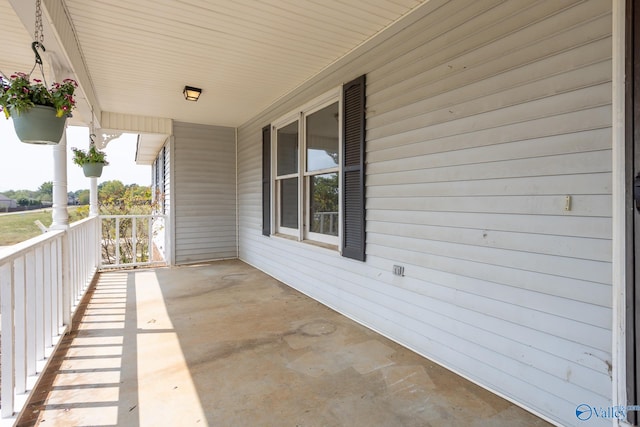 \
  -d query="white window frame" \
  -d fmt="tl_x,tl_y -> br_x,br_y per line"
272,87 -> 342,247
